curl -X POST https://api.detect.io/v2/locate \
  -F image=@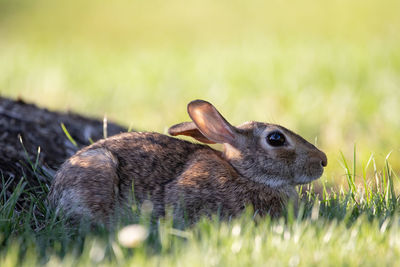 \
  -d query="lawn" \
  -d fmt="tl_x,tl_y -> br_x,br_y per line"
1,0 -> 400,265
